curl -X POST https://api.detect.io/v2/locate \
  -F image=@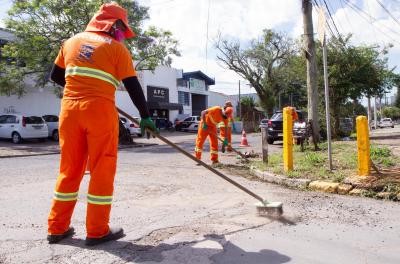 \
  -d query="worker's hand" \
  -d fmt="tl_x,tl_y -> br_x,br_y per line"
232,123 -> 236,133
140,117 -> 159,136
202,122 -> 208,130
223,138 -> 228,146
